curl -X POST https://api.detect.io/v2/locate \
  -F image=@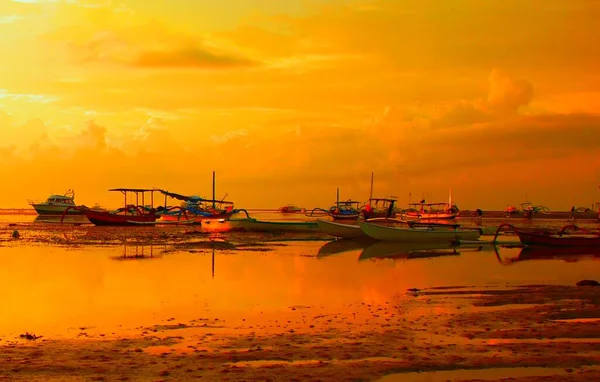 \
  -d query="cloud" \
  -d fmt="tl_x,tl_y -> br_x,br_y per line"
133,44 -> 256,69
43,17 -> 258,70
486,69 -> 534,114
